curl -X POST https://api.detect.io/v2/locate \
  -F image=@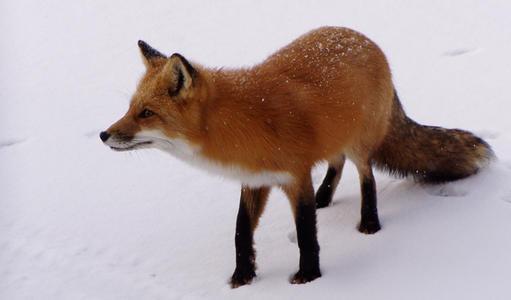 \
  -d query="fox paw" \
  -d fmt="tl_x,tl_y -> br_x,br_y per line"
358,219 -> 381,234
230,267 -> 256,288
290,269 -> 321,284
